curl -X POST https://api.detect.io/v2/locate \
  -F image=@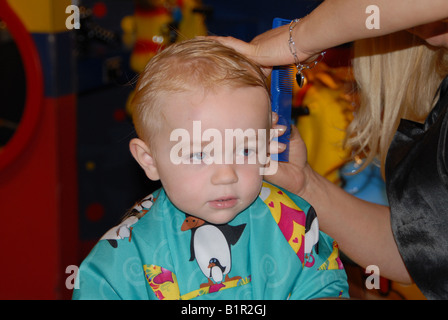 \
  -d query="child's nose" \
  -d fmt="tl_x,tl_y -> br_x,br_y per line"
211,164 -> 238,185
